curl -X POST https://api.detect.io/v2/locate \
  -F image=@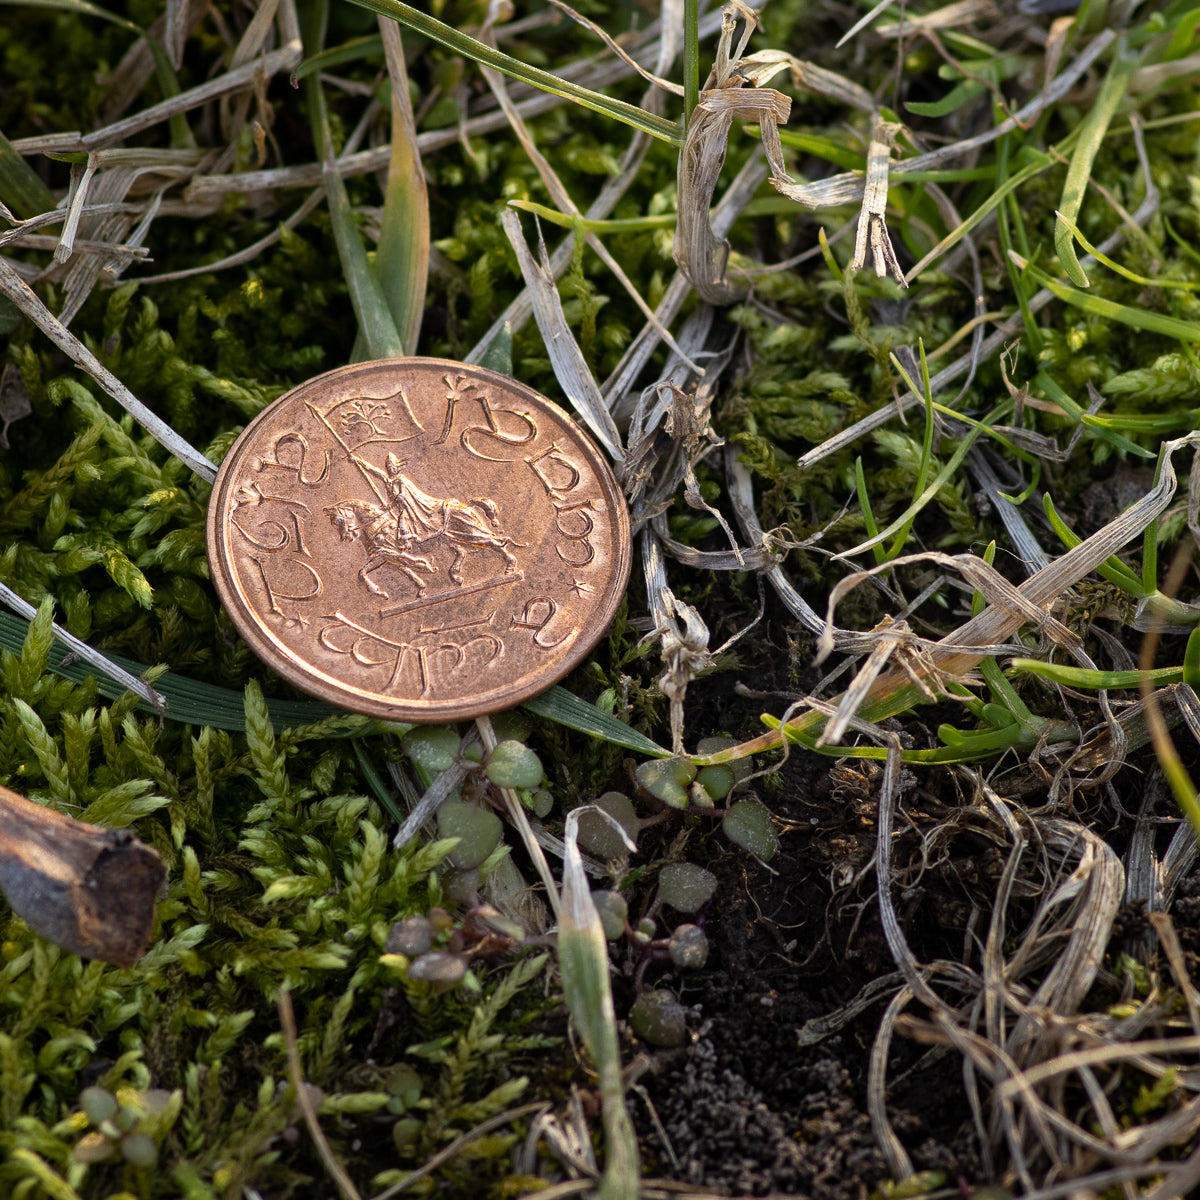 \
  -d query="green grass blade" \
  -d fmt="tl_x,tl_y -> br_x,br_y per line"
1034,371 -> 1151,458
375,21 -> 429,355
292,34 -> 386,81
344,0 -> 681,146
1164,7 -> 1200,59
0,128 -> 57,218
305,0 -> 404,360
508,198 -> 675,235
855,457 -> 886,566
1053,39 -> 1138,287
776,129 -> 866,172
1010,662 -> 1185,690
522,686 -> 670,757
0,0 -> 140,34
886,341 -> 936,560
560,809 -> 640,1199
0,611 -> 354,730
908,145 -> 1057,282
1012,253 -> 1200,345
684,0 -> 699,132
1055,211 -> 1200,291
840,401 -> 1004,560
1041,493 -> 1147,594
1186,626 -> 1200,688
